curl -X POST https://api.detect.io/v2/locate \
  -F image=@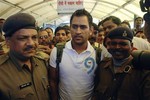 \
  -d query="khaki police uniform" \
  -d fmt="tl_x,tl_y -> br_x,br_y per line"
0,52 -> 50,100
